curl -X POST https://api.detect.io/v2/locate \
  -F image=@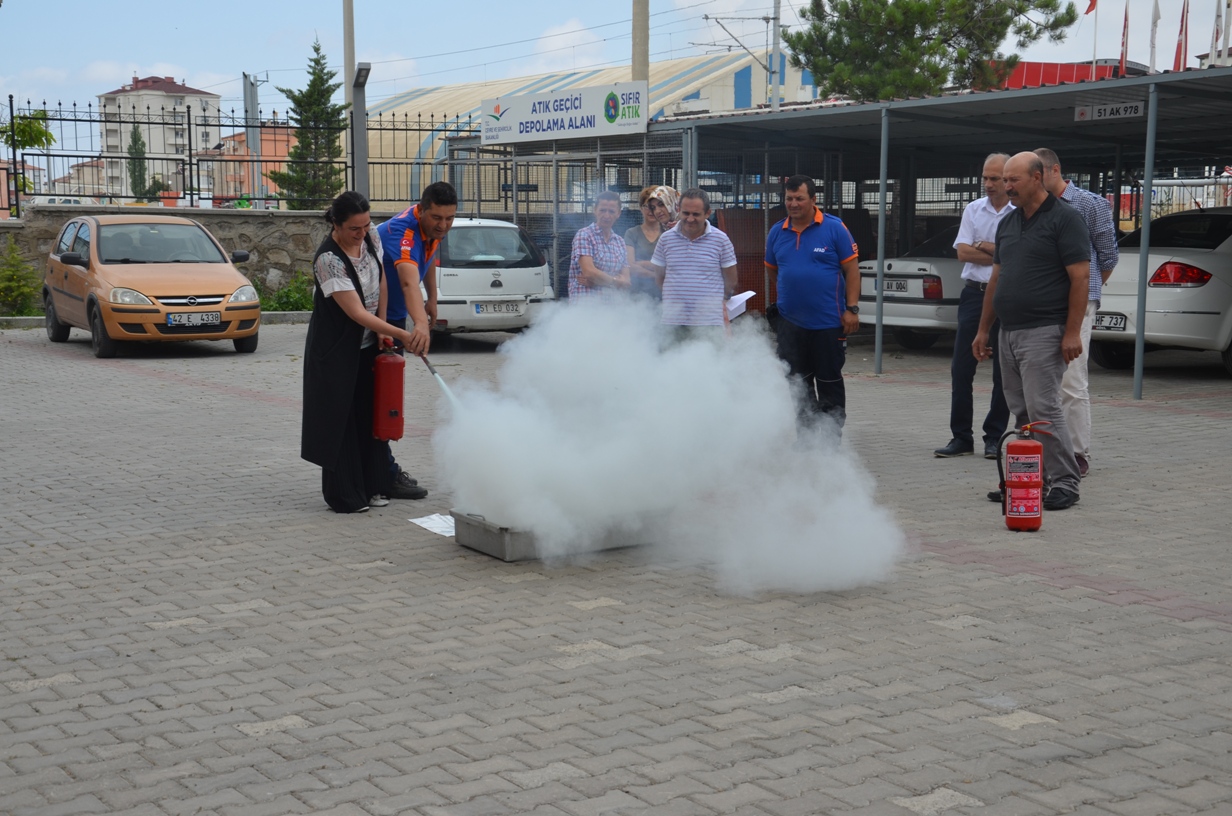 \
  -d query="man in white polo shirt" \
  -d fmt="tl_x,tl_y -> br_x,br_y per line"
934,153 -> 1015,460
651,188 -> 738,340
